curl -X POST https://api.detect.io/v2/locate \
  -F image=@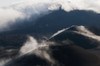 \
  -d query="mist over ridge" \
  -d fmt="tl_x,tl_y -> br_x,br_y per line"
0,0 -> 100,66
0,0 -> 100,31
